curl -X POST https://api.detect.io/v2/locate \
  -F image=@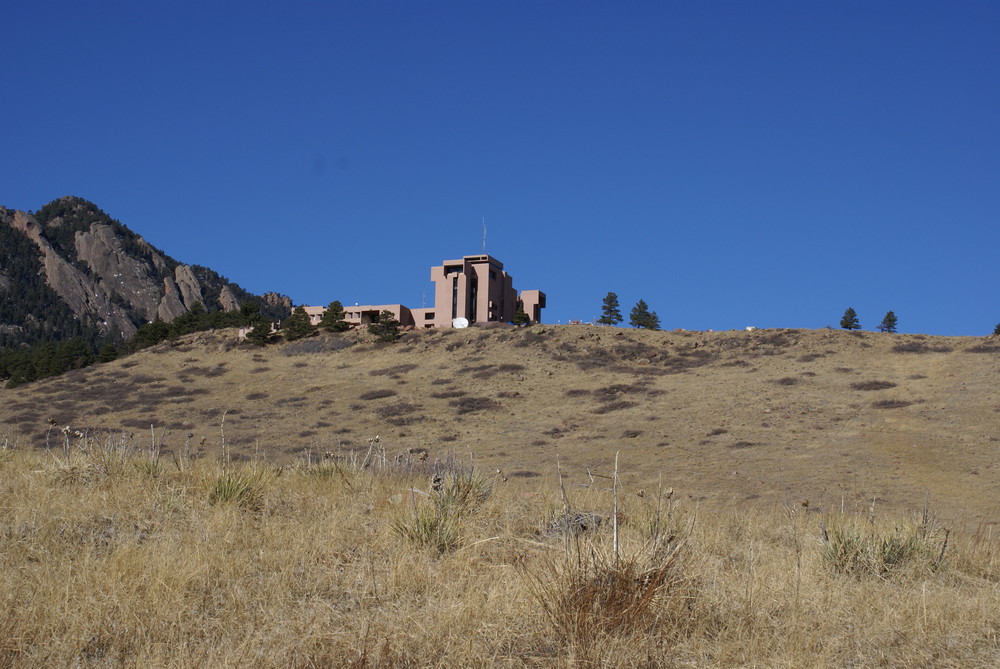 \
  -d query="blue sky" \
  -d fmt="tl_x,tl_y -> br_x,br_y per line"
2,1 -> 997,335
